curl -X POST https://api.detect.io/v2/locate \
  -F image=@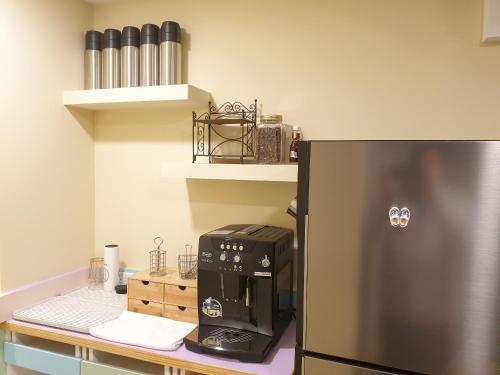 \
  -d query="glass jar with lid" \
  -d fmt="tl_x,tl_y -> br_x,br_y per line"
255,114 -> 286,164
